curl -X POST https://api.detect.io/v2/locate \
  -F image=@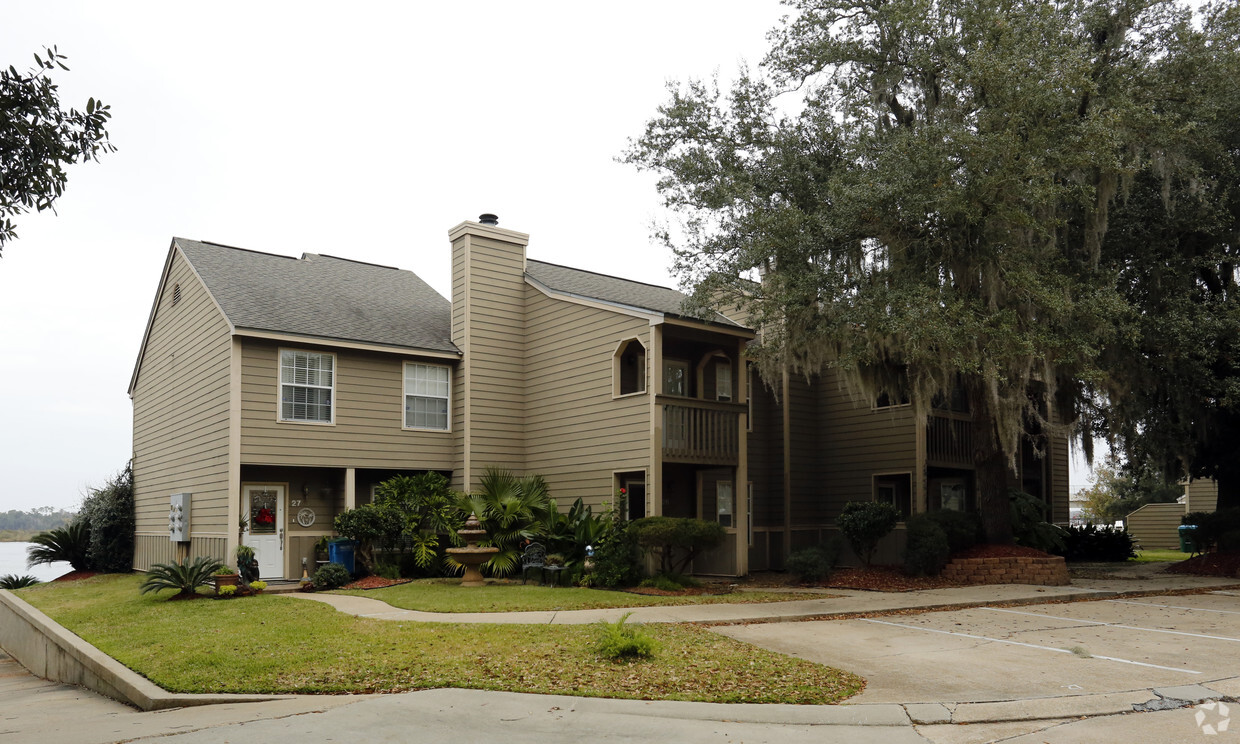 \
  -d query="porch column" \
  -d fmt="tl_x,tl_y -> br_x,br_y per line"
650,322 -> 663,517
344,468 -> 356,511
